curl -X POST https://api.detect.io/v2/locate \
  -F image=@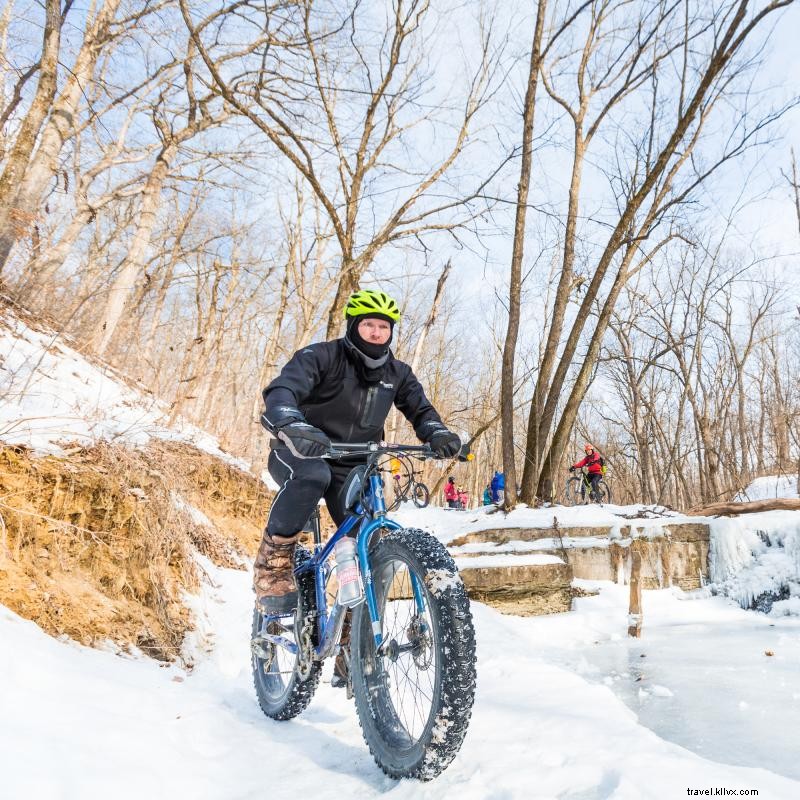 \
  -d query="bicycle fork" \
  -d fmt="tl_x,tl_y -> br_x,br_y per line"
358,474 -> 427,650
